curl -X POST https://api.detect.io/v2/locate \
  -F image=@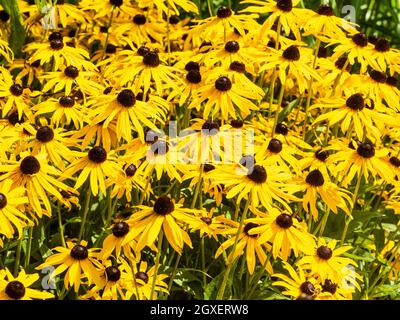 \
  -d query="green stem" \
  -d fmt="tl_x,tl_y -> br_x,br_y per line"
139,166 -> 154,205
57,202 -> 66,247
190,164 -> 204,209
207,0 -> 213,16
24,227 -> 33,269
168,253 -> 181,292
217,197 -> 251,300
303,39 -> 321,141
101,8 -> 115,61
78,187 -> 92,242
14,237 -> 22,276
166,4 -> 171,65
317,208 -> 330,237
247,254 -> 271,299
330,58 -> 349,97
267,18 -> 282,116
341,172 -> 362,244
150,230 -> 164,300
272,77 -> 286,137
201,237 -> 207,290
